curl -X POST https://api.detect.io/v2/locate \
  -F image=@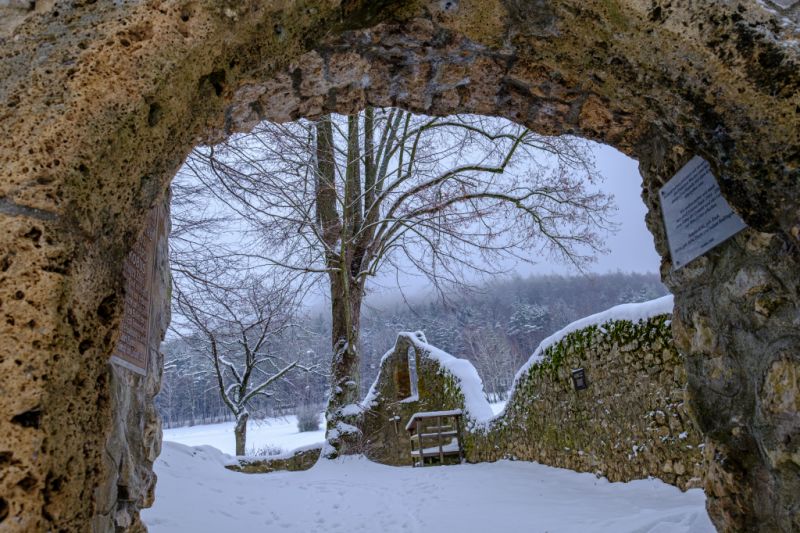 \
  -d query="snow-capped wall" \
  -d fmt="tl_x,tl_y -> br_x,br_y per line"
468,297 -> 704,490
510,295 -> 675,394
361,297 -> 705,490
359,330 -> 497,466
